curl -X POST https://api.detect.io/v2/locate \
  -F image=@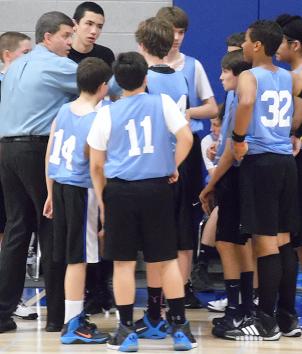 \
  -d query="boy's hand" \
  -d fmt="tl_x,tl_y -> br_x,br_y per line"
169,170 -> 179,184
232,141 -> 248,161
207,142 -> 217,161
292,135 -> 301,156
199,185 -> 215,215
185,109 -> 191,121
43,197 -> 53,219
